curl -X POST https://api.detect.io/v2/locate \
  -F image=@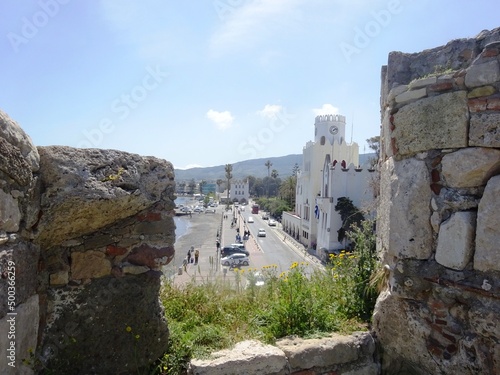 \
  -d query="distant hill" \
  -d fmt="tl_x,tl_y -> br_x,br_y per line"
174,154 -> 303,181
174,153 -> 376,181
